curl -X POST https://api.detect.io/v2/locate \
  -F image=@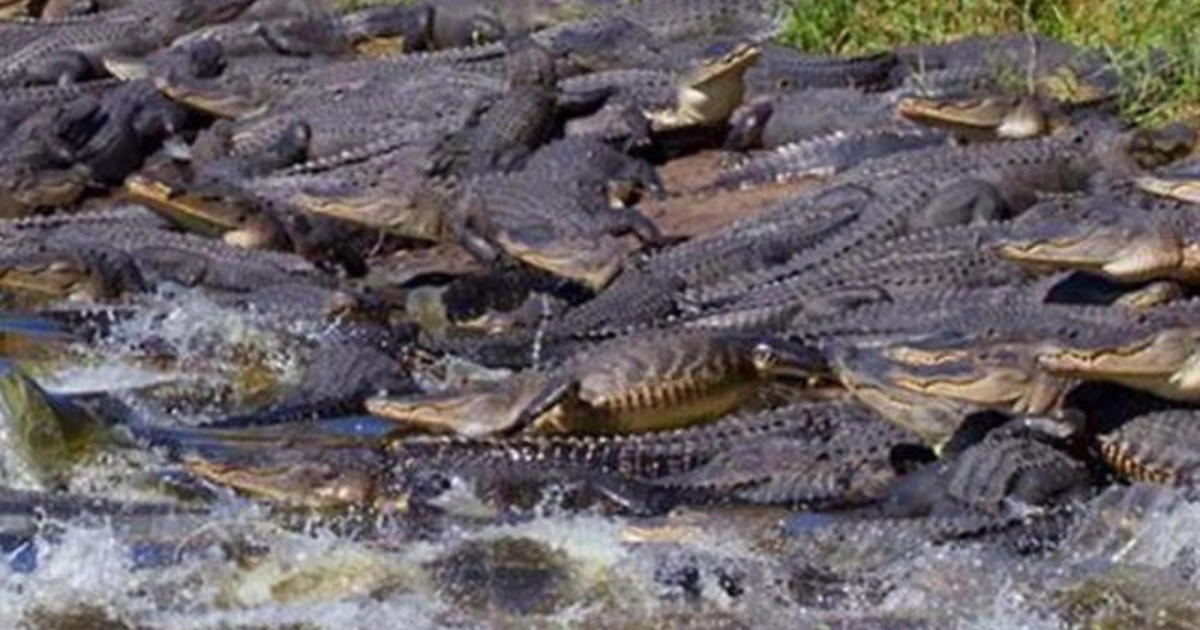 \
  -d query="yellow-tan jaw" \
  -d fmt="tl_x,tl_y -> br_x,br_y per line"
1037,328 -> 1200,402
183,452 -> 379,511
649,43 -> 762,131
0,261 -> 108,302
1113,281 -> 1184,309
1136,175 -> 1200,204
0,0 -> 27,18
995,229 -> 1200,283
0,167 -> 89,218
366,373 -> 547,437
124,175 -> 281,248
152,76 -> 262,119
101,55 -> 152,82
288,189 -> 447,243
898,96 -> 1047,138
491,230 -> 631,291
